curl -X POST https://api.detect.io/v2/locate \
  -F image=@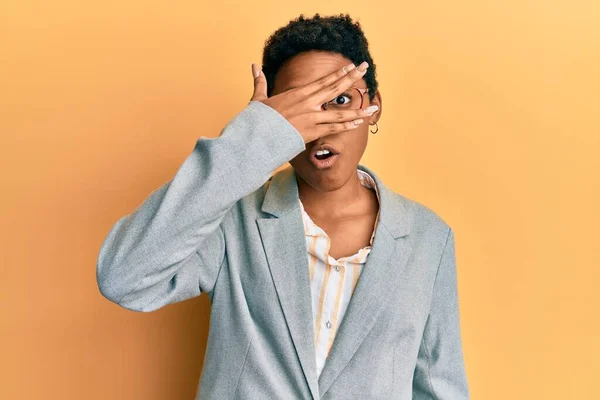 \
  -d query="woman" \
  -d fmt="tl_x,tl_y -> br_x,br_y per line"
97,14 -> 469,399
